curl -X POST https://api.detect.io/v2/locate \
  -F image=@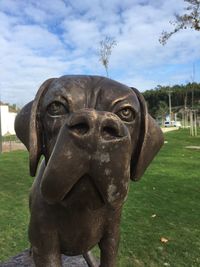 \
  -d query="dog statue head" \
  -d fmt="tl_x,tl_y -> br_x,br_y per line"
15,75 -> 163,208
